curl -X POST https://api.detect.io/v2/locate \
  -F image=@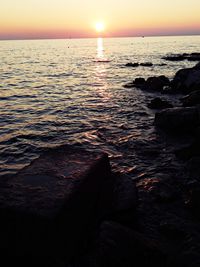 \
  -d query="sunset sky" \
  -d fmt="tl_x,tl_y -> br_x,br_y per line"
0,0 -> 200,39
